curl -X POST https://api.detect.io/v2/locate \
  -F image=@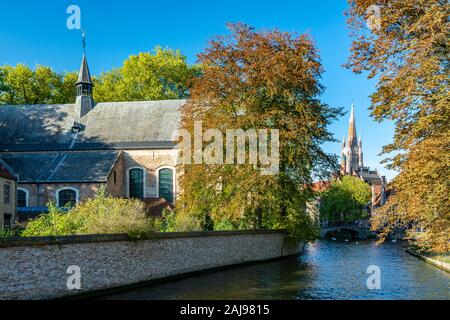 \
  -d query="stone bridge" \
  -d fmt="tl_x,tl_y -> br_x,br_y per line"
320,226 -> 374,239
